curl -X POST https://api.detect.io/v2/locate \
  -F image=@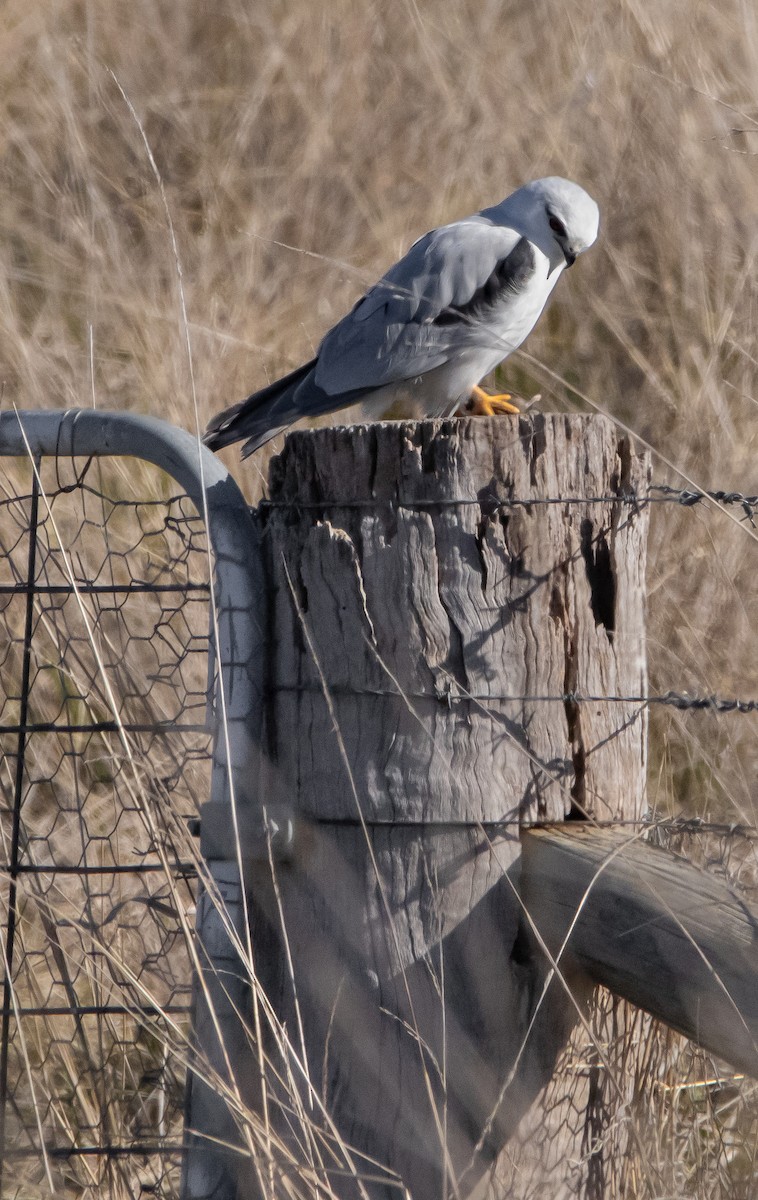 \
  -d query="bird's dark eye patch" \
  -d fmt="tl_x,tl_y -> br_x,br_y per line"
548,214 -> 567,238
